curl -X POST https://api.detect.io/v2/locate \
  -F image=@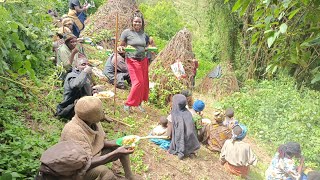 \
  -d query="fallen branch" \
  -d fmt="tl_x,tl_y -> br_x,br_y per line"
104,116 -> 132,127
